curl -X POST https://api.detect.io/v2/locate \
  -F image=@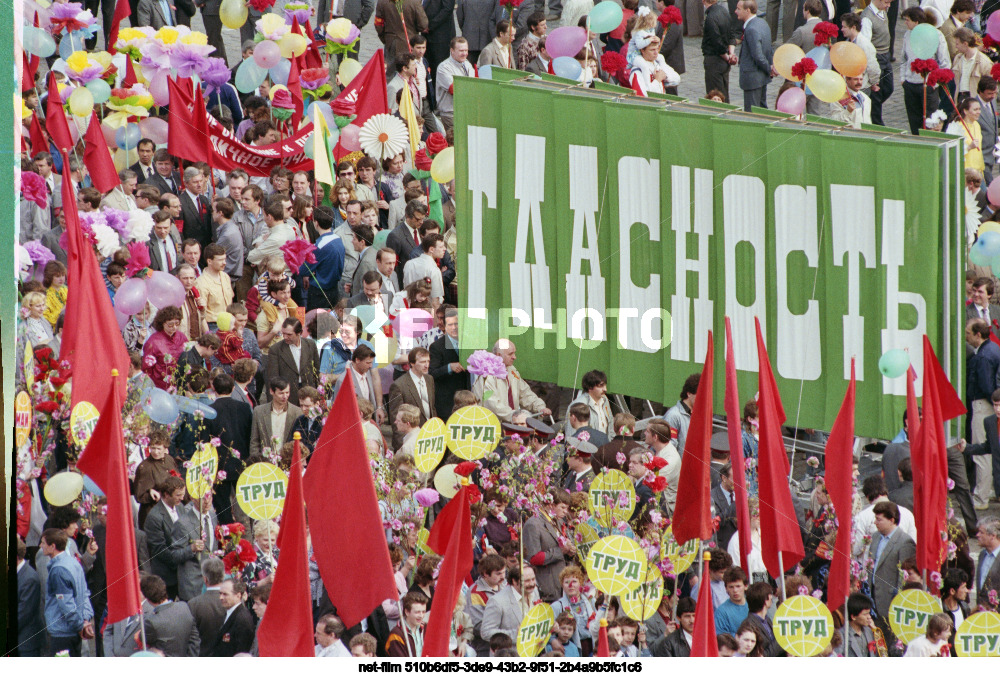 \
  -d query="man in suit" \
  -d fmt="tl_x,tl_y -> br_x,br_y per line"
131,139 -> 157,183
143,475 -> 204,600
887,457 -> 914,512
350,225 -> 379,296
428,308 -> 469,418
264,318 -> 320,406
975,516 -> 1000,611
477,20 -> 515,68
977,77 -> 999,180
187,557 -> 227,656
966,317 -> 1000,507
137,0 -> 178,28
210,578 -> 256,656
868,501 -> 916,632
834,75 -> 873,129
562,437 -> 597,493
480,566 -> 538,644
711,463 -> 738,550
565,402 -> 611,448
386,200 -> 428,288
345,271 -> 392,315
140,574 -> 201,656
207,373 -> 251,520
179,166 -> 213,255
472,339 -> 551,423
146,149 -> 183,198
332,344 -> 385,422
176,494 -> 219,601
736,0 -> 774,112
966,391 -> 1000,514
16,537 -> 46,656
249,377 -> 303,459
702,0 -> 736,100
650,596 -> 695,656
522,496 -> 569,602
843,592 -> 878,656
524,36 -> 551,76
786,0 -> 822,50
387,347 -> 437,449
967,277 -> 1000,340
